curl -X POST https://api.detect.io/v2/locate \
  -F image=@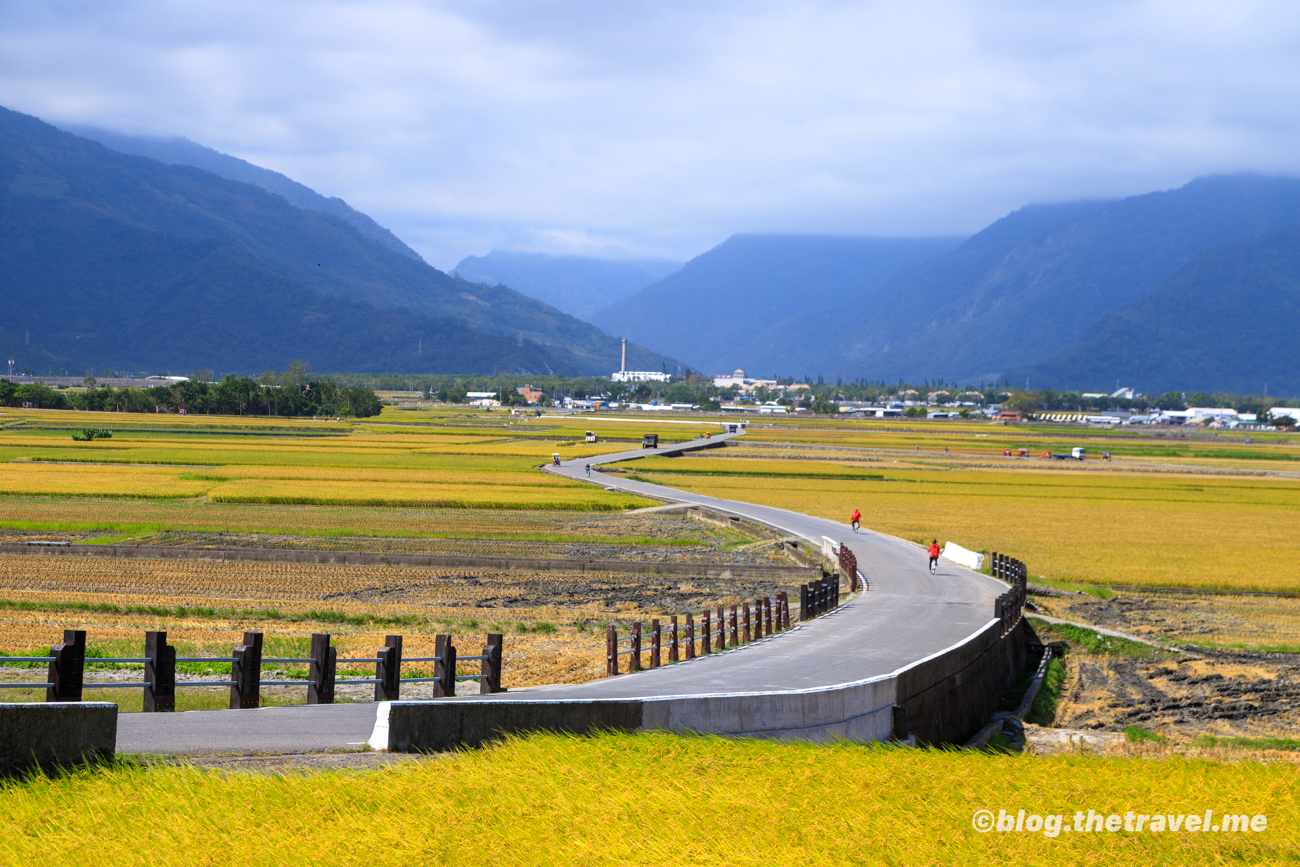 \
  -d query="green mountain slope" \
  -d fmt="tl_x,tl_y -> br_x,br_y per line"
63,124 -> 423,261
1007,223 -> 1300,395
0,106 -> 672,375
0,183 -> 571,375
